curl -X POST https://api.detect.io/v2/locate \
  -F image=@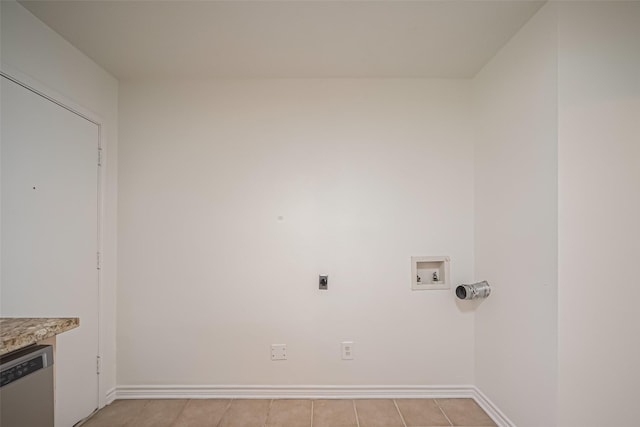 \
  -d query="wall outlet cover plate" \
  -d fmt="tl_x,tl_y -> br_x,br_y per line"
341,341 -> 354,360
271,344 -> 287,361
